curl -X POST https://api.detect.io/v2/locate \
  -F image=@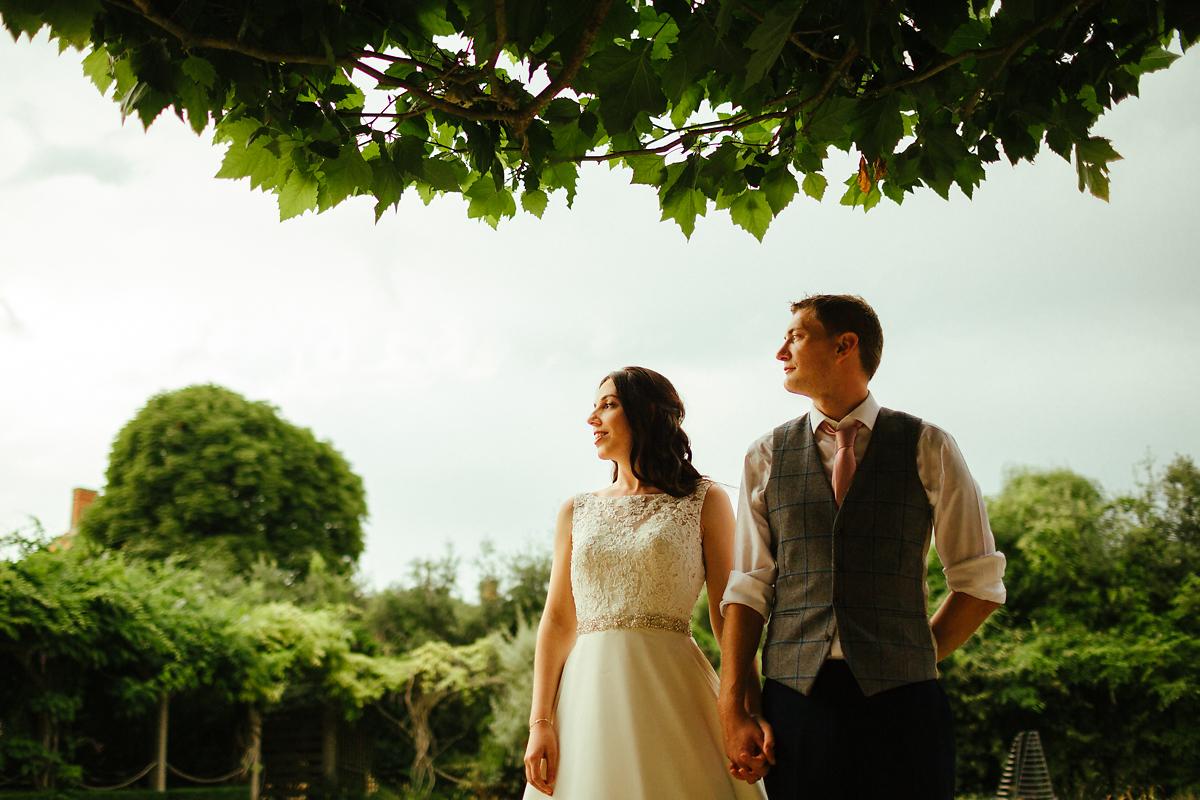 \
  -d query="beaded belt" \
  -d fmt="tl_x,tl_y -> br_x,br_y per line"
576,612 -> 691,636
